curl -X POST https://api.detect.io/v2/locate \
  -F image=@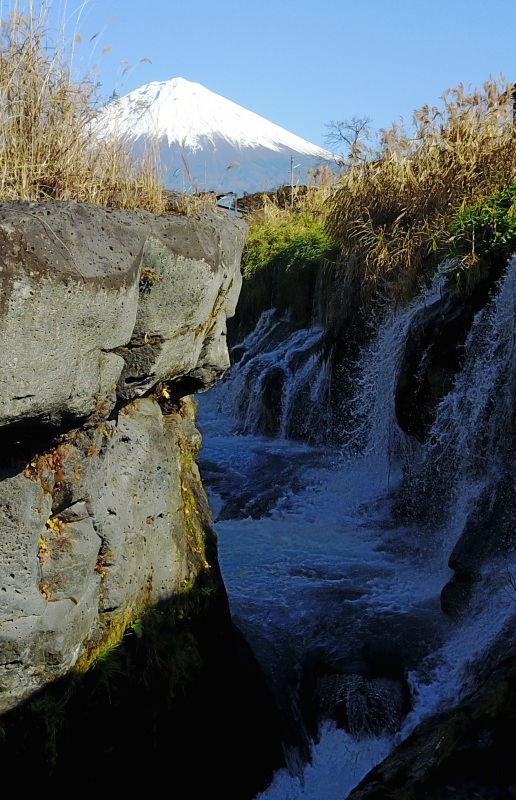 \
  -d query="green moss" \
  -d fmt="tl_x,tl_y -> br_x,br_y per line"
73,561 -> 155,674
170,397 -> 213,576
